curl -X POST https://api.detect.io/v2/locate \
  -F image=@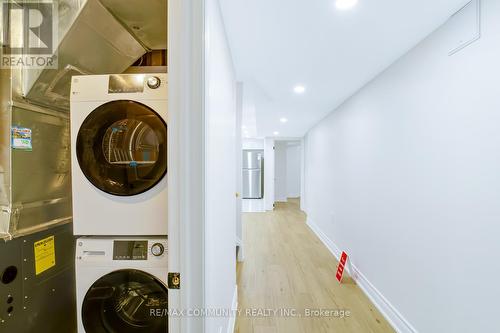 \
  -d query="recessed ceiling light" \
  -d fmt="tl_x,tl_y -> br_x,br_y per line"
273,131 -> 279,136
293,85 -> 306,94
335,0 -> 358,10
280,117 -> 288,123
